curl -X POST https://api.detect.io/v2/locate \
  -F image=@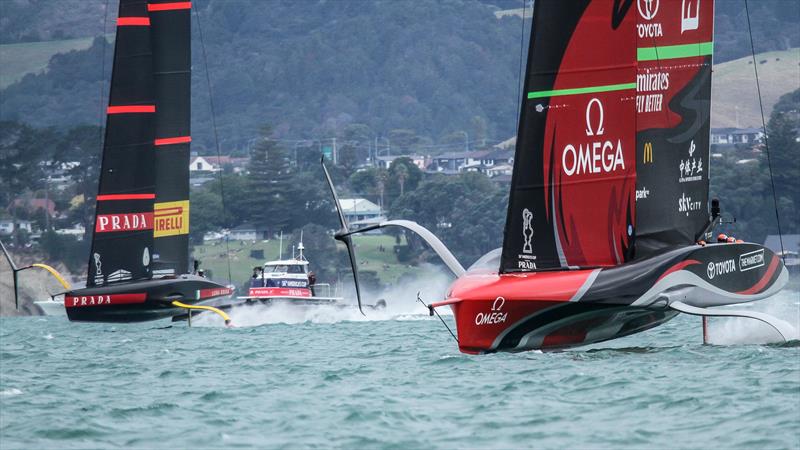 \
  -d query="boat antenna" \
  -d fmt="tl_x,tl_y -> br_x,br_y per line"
298,230 -> 305,260
279,231 -> 283,260
194,5 -> 234,283
744,0 -> 785,260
